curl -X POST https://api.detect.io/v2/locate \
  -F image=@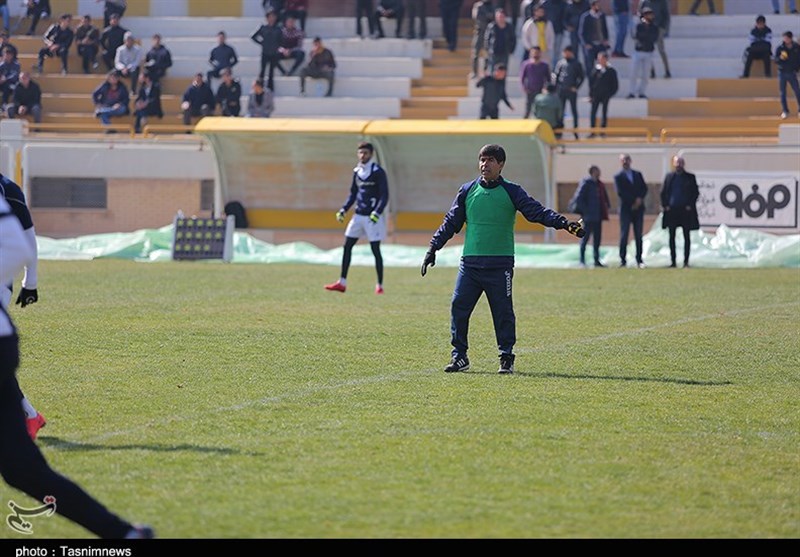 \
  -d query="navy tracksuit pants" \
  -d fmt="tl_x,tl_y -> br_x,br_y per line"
450,264 -> 516,357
